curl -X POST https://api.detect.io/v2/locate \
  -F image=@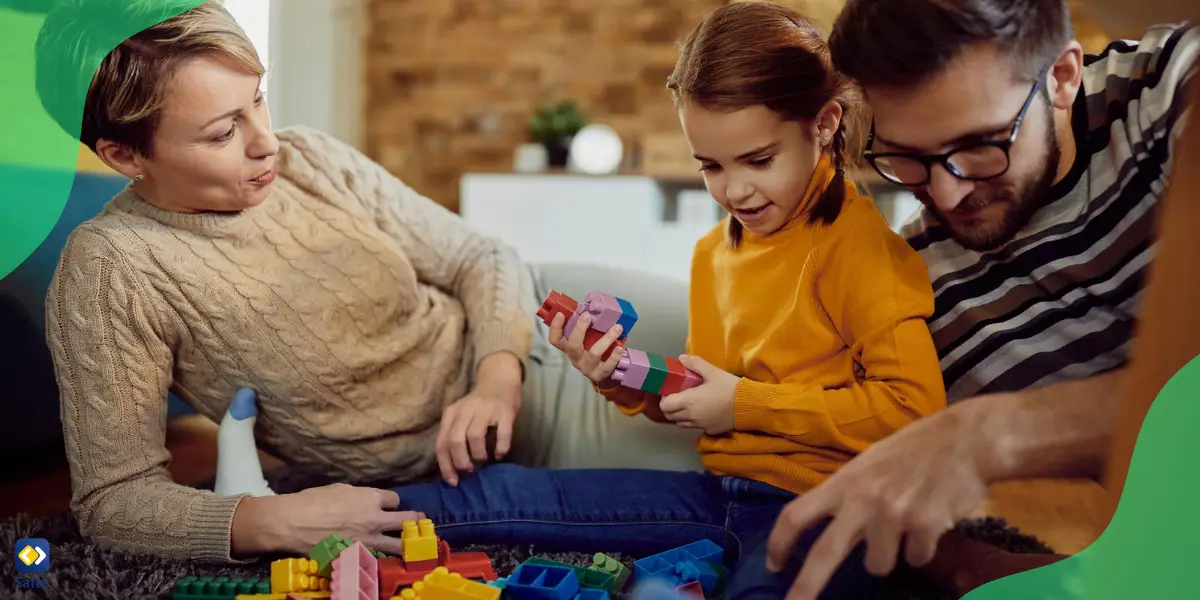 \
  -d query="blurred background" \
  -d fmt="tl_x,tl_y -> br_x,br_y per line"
0,0 -> 1115,517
